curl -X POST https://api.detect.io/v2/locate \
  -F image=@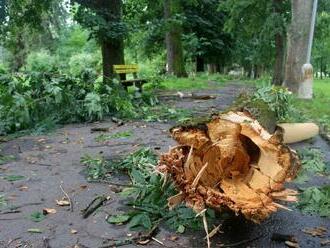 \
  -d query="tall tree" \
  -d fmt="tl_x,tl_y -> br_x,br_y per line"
74,0 -> 126,81
272,0 -> 287,85
220,0 -> 290,81
182,0 -> 233,73
164,0 -> 187,77
284,0 -> 314,93
0,0 -> 65,71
